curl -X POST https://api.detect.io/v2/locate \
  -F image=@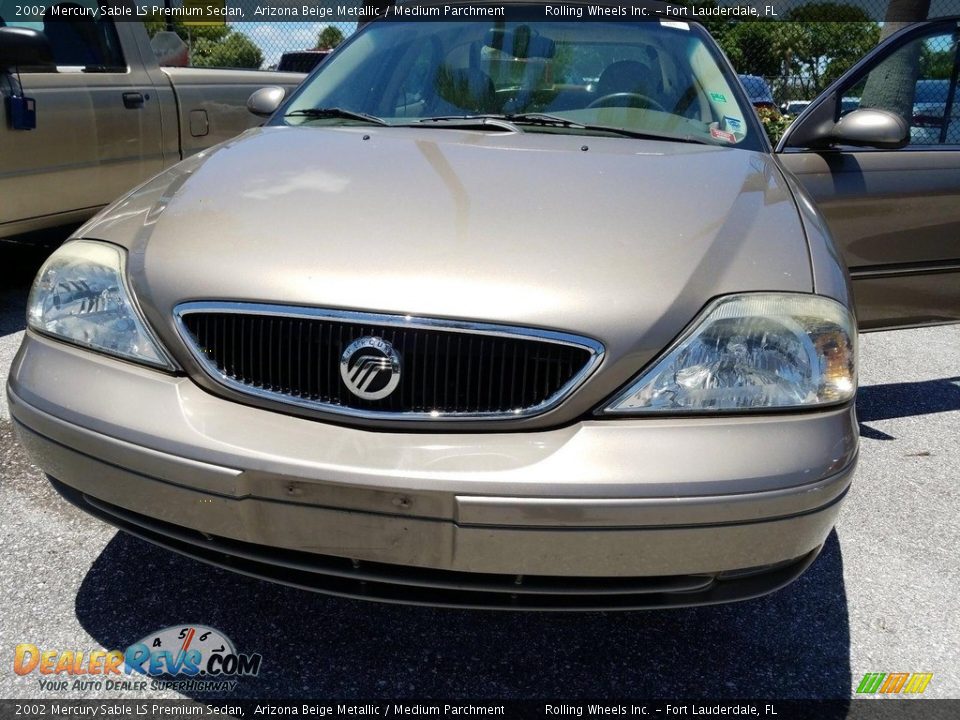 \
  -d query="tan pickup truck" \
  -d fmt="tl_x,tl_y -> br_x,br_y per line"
0,3 -> 303,240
